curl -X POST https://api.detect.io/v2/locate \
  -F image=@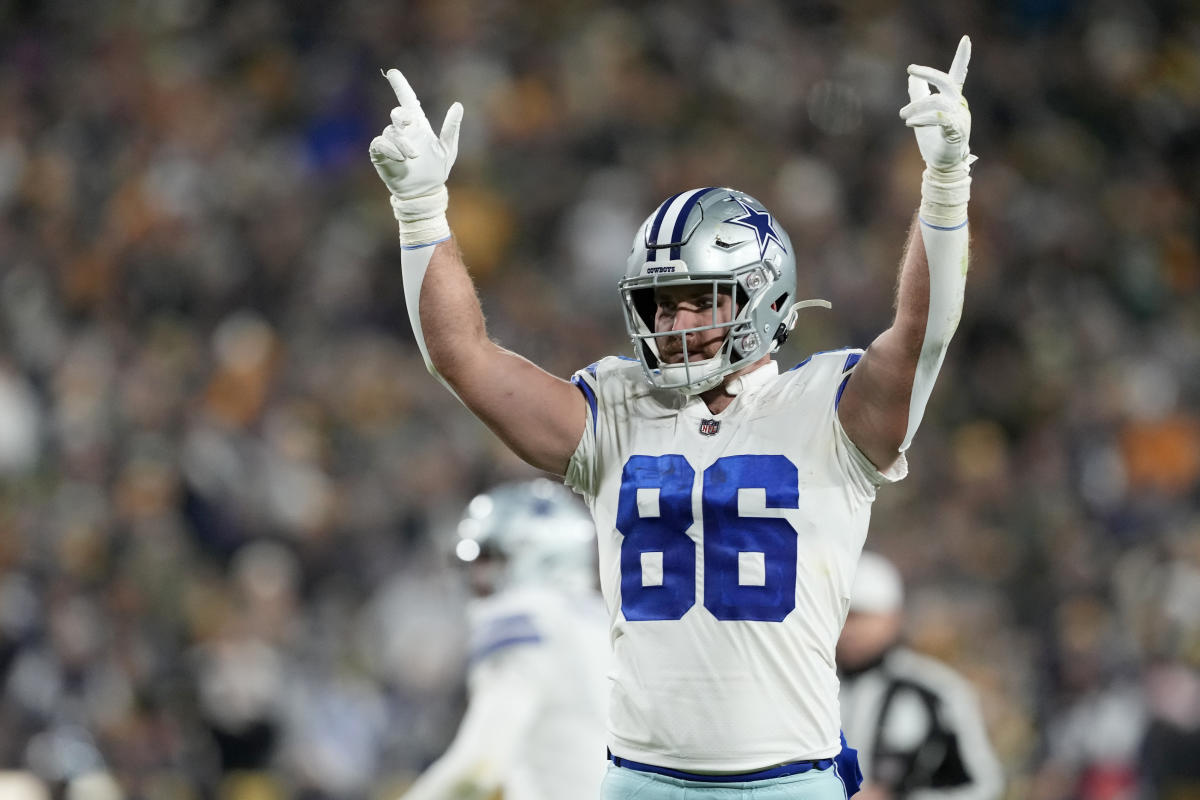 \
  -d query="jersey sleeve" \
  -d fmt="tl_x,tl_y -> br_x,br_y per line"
468,611 -> 544,666
834,416 -> 908,489
787,350 -> 908,497
565,361 -> 602,497
828,350 -> 909,490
